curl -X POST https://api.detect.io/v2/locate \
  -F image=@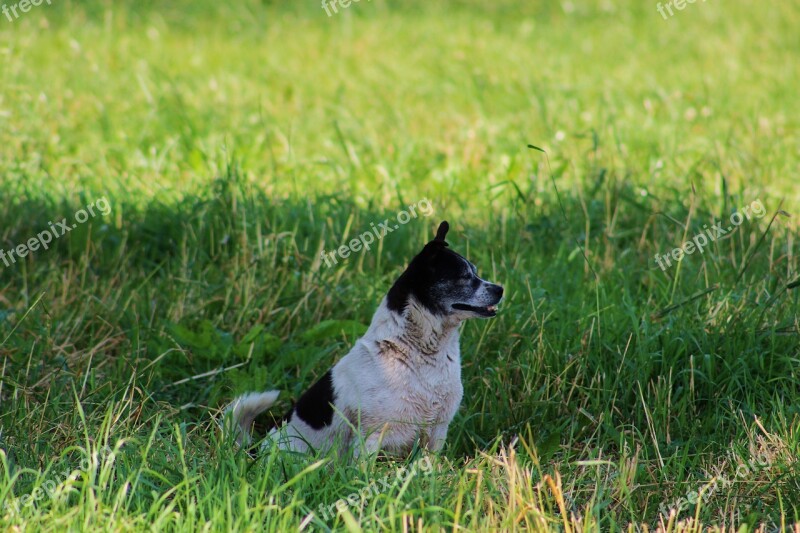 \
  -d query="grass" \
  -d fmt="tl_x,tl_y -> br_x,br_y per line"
1,0 -> 799,530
